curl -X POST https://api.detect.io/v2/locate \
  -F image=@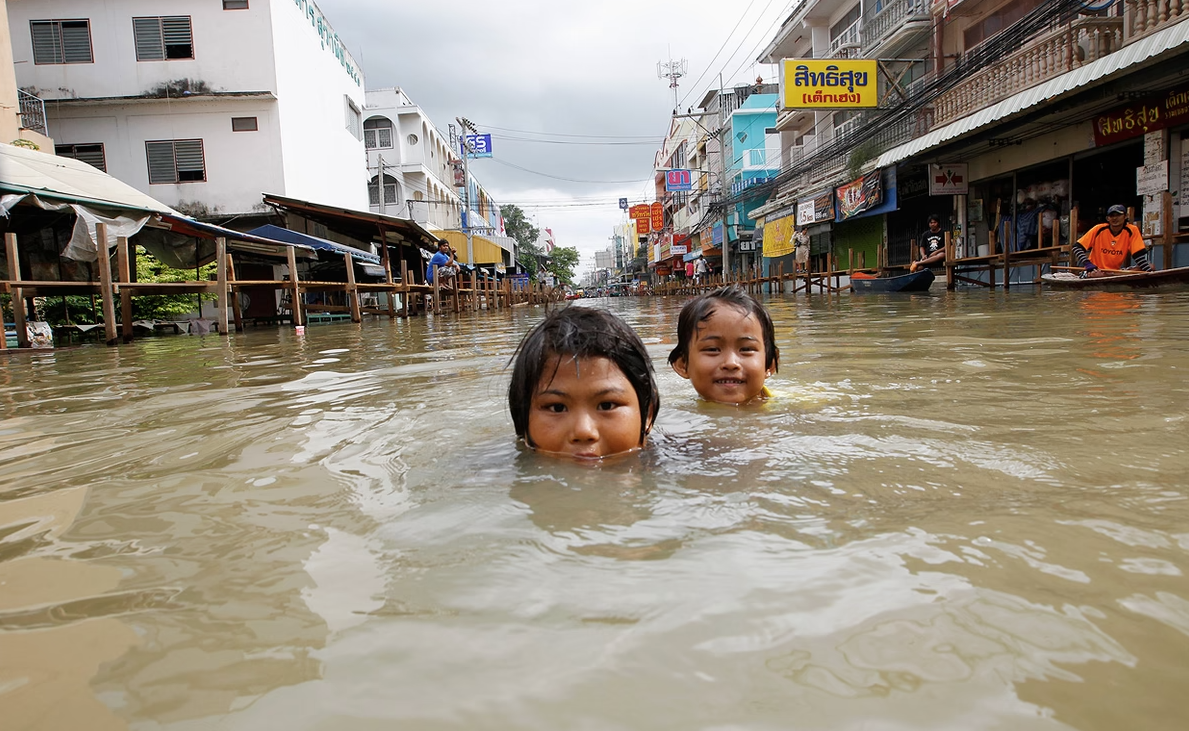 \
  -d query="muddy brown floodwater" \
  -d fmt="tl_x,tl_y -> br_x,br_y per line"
2,288 -> 1188,730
